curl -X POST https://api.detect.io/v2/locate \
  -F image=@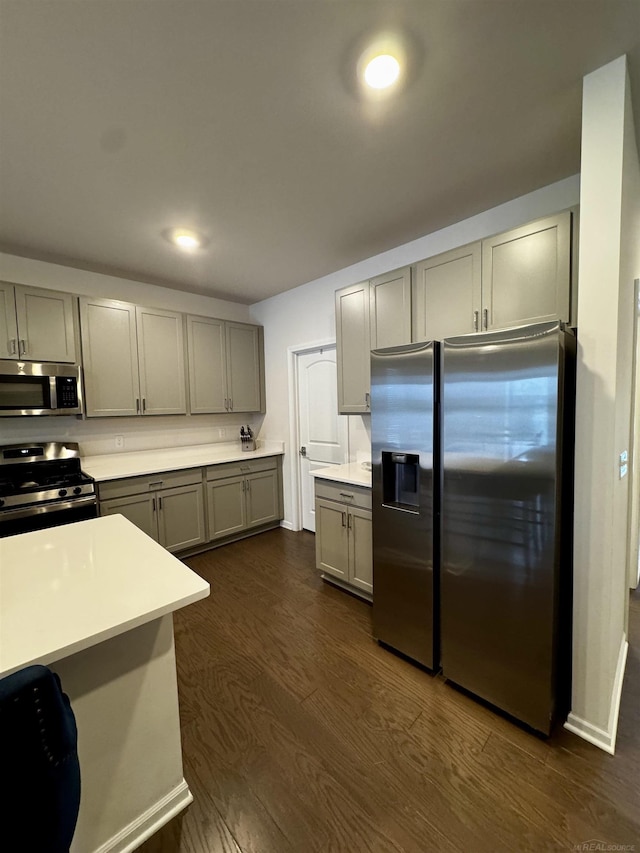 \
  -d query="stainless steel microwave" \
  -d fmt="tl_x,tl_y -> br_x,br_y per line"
0,361 -> 83,416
